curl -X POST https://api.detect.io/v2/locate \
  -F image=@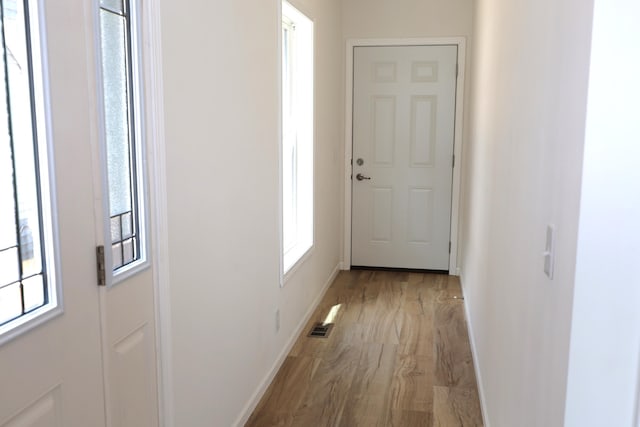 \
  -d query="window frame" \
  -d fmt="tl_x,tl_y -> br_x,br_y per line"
280,1 -> 314,282
0,0 -> 63,344
95,0 -> 150,287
